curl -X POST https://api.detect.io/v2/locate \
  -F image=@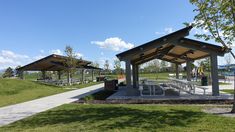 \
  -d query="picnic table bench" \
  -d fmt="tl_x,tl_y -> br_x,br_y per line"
168,78 -> 208,95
